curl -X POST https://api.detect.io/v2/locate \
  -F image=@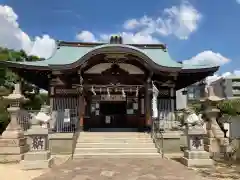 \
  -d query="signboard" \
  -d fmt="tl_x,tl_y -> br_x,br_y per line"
55,88 -> 80,94
100,95 -> 126,101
